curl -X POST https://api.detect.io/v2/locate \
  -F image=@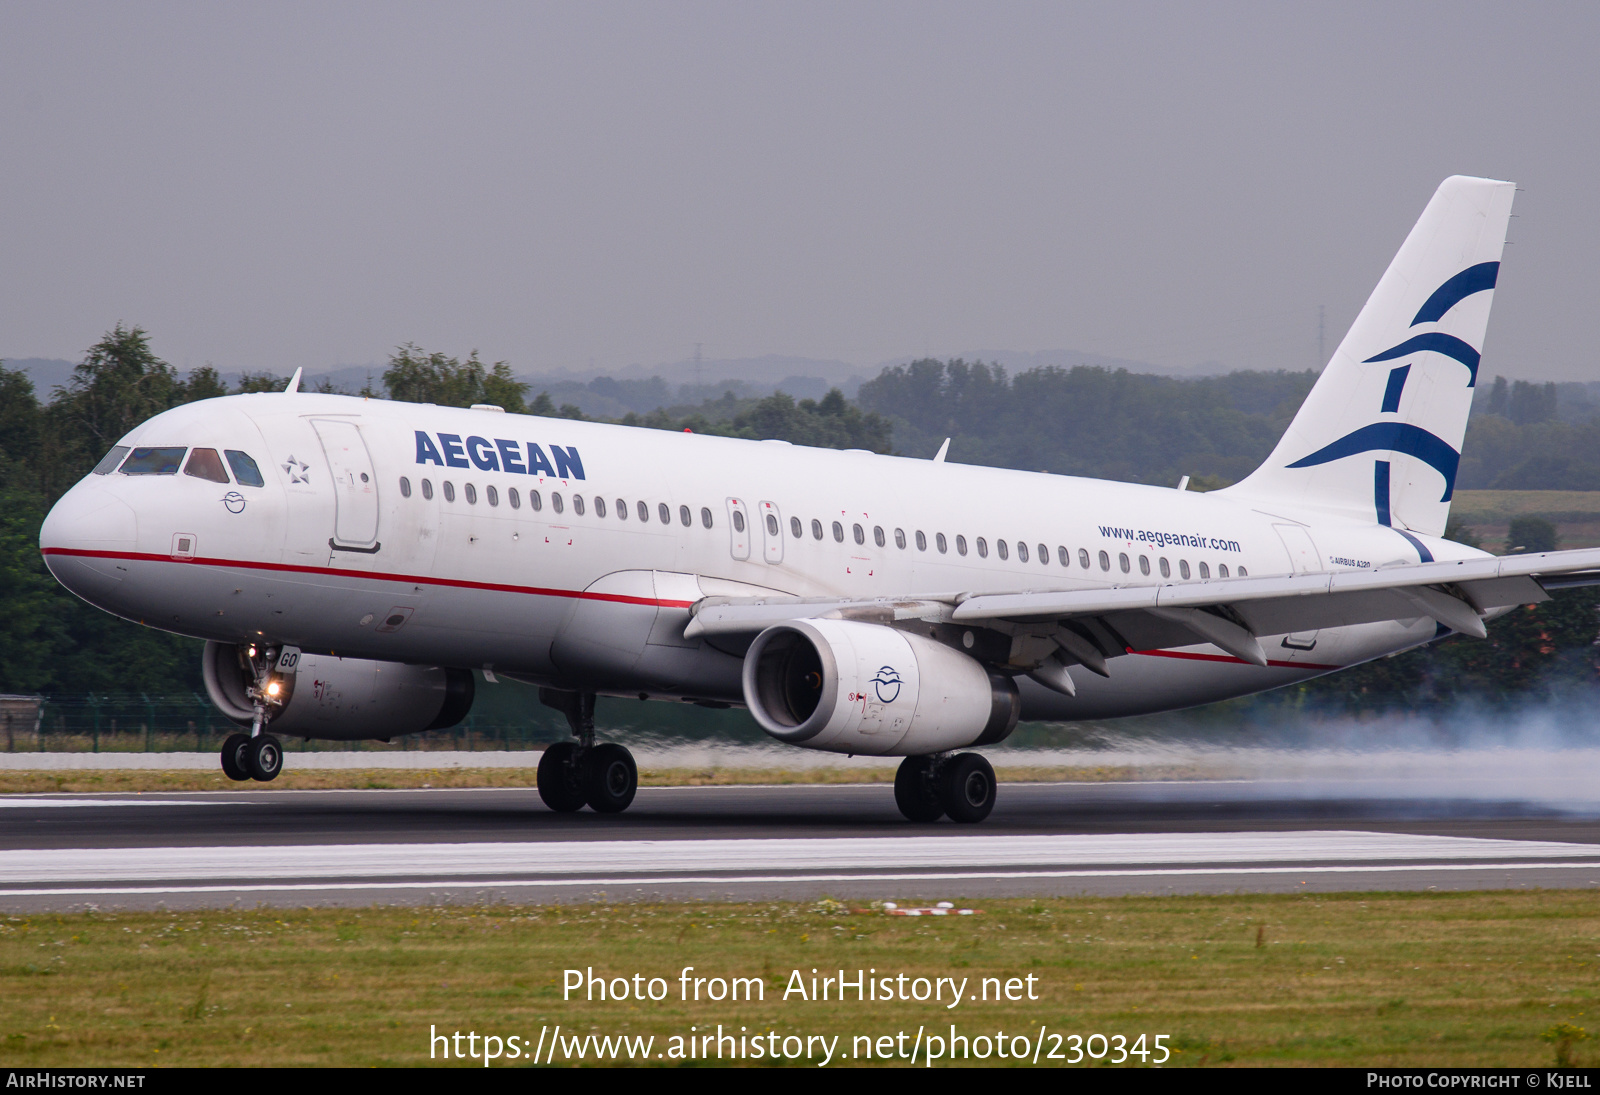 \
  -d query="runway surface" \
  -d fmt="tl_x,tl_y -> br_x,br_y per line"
3,780 -> 1599,909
